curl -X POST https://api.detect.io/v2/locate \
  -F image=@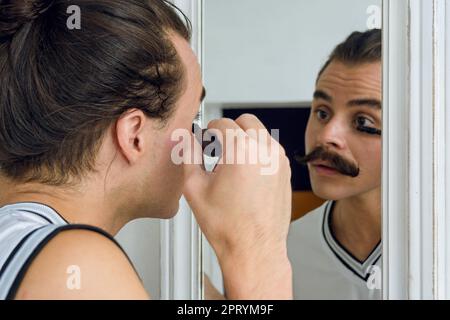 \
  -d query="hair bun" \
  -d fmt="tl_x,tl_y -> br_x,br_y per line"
0,0 -> 54,39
